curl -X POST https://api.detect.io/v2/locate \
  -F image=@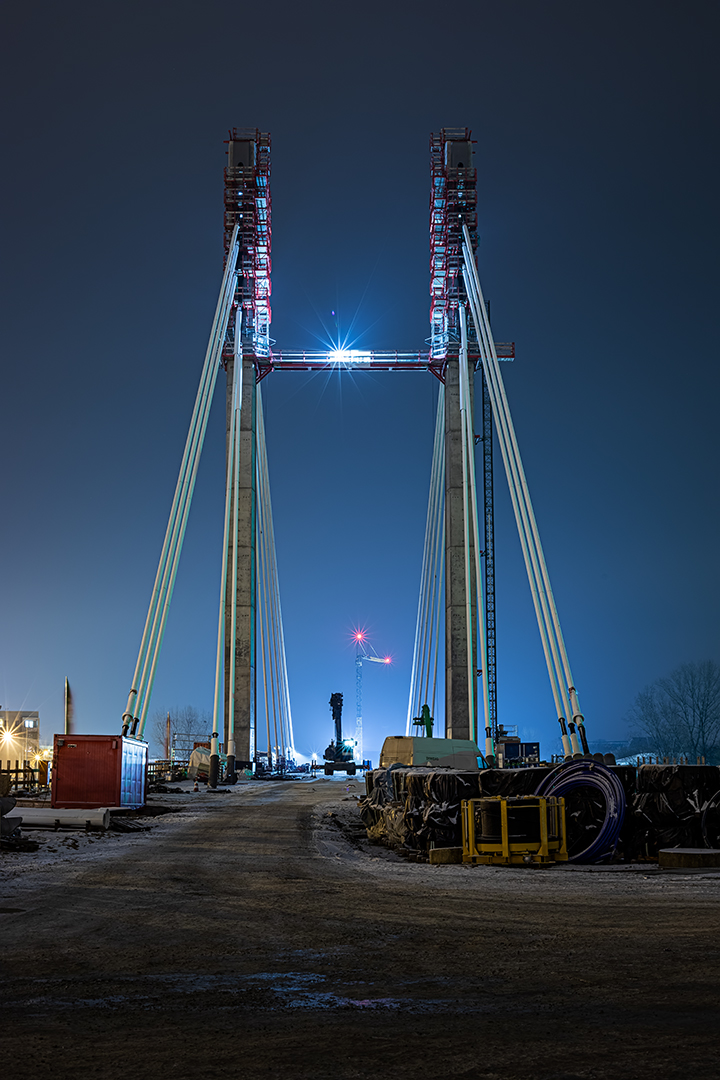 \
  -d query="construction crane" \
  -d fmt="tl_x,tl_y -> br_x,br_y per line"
353,631 -> 390,765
